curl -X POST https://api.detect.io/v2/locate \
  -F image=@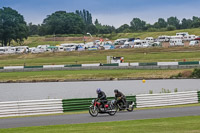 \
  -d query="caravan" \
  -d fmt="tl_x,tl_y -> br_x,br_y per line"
0,47 -> 16,54
170,39 -> 184,46
16,46 -> 29,54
